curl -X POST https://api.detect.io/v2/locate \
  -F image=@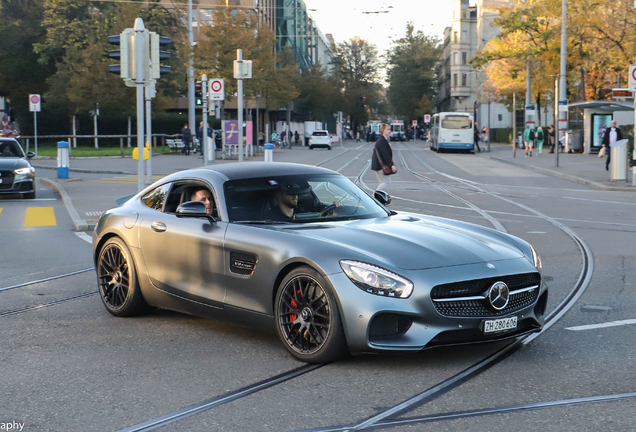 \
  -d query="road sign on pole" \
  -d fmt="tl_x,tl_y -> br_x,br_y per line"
629,65 -> 636,91
209,79 -> 225,101
29,94 -> 41,112
412,120 -> 418,127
